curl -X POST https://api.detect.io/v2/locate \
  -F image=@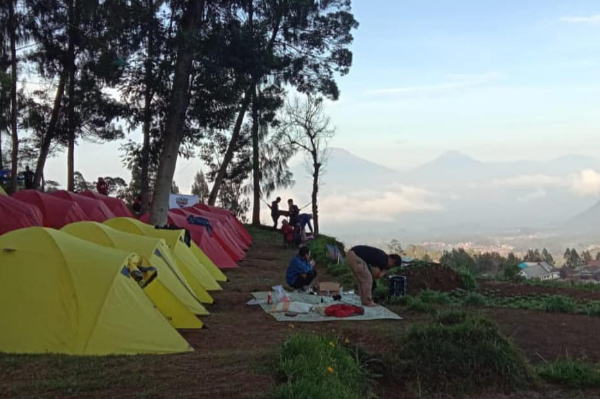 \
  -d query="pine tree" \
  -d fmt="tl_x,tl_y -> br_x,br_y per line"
541,248 -> 554,265
191,171 -> 209,203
